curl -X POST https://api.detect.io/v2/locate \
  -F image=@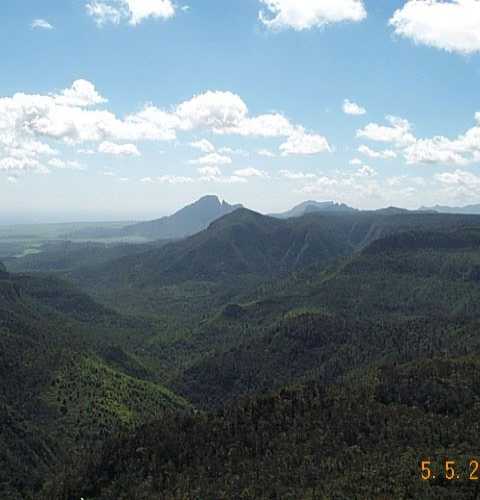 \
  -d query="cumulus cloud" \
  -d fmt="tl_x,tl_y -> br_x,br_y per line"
0,80 -> 330,177
48,158 -> 86,170
86,0 -> 175,26
54,79 -> 107,107
234,167 -> 269,178
343,99 -> 366,116
358,112 -> 480,166
356,115 -> 416,146
189,152 -> 232,165
435,169 -> 480,199
190,139 -> 215,153
98,141 -> 140,156
259,0 -> 366,31
358,144 -> 397,159
157,175 -> 195,184
31,19 -> 54,30
389,0 -> 480,54
257,148 -> 276,157
86,2 -> 123,25
356,165 -> 377,177
280,169 -> 317,180
349,158 -> 362,165
197,166 -> 222,177
280,127 -> 331,156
